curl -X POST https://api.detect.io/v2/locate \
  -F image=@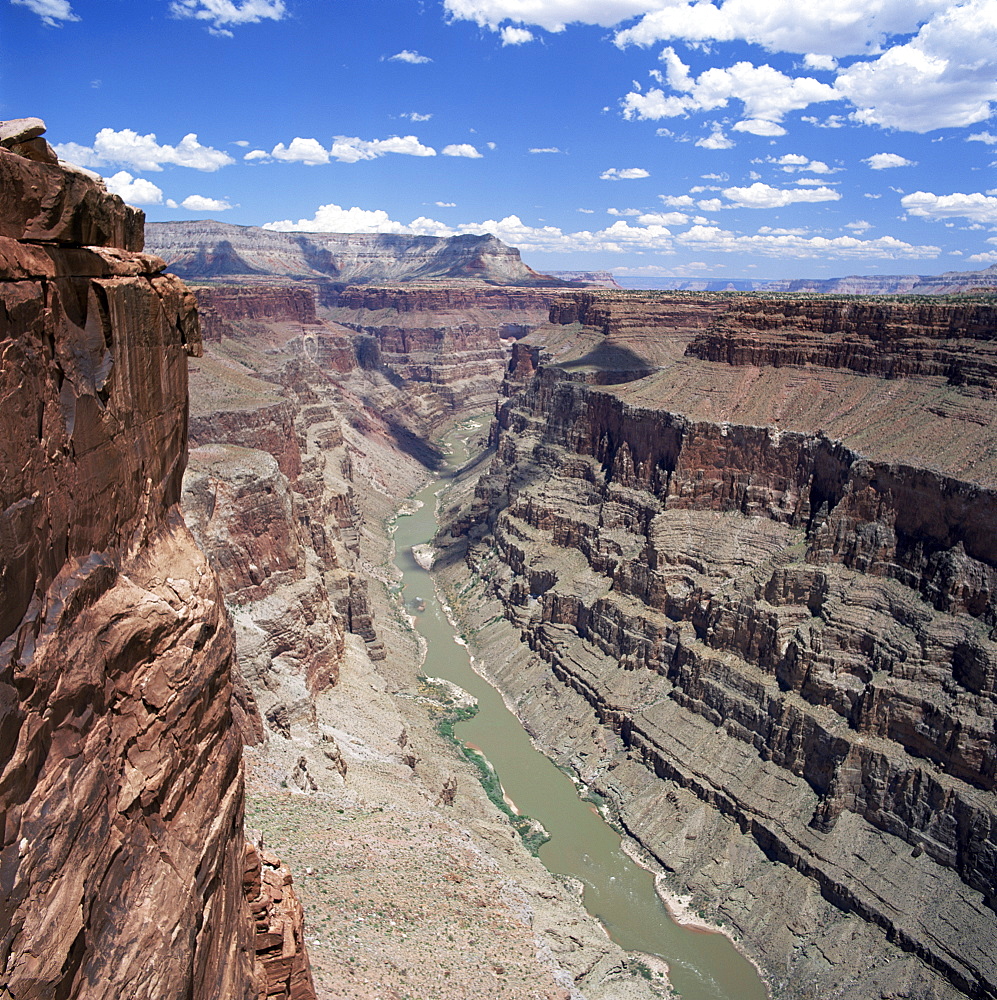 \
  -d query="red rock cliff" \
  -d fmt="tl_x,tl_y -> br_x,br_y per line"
0,123 -> 313,1000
